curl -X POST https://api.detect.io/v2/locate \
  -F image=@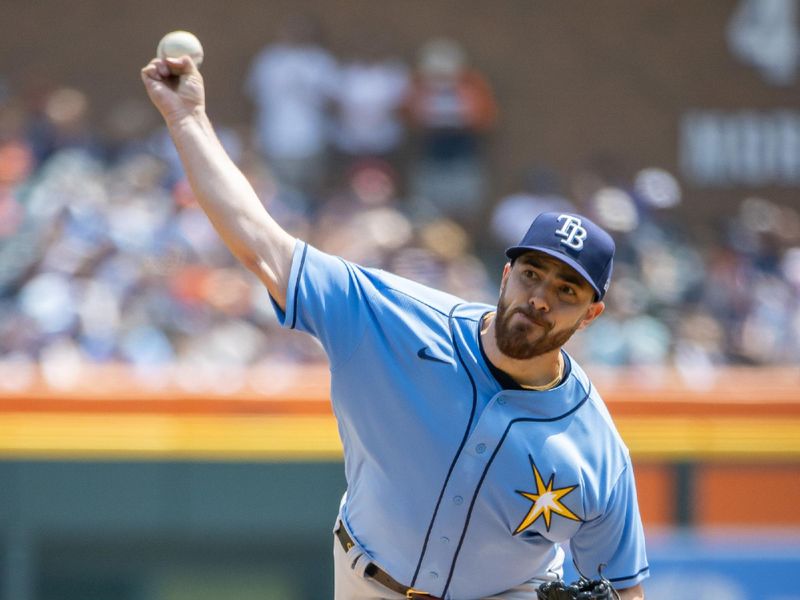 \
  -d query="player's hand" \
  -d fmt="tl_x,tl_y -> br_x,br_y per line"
140,56 -> 205,125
